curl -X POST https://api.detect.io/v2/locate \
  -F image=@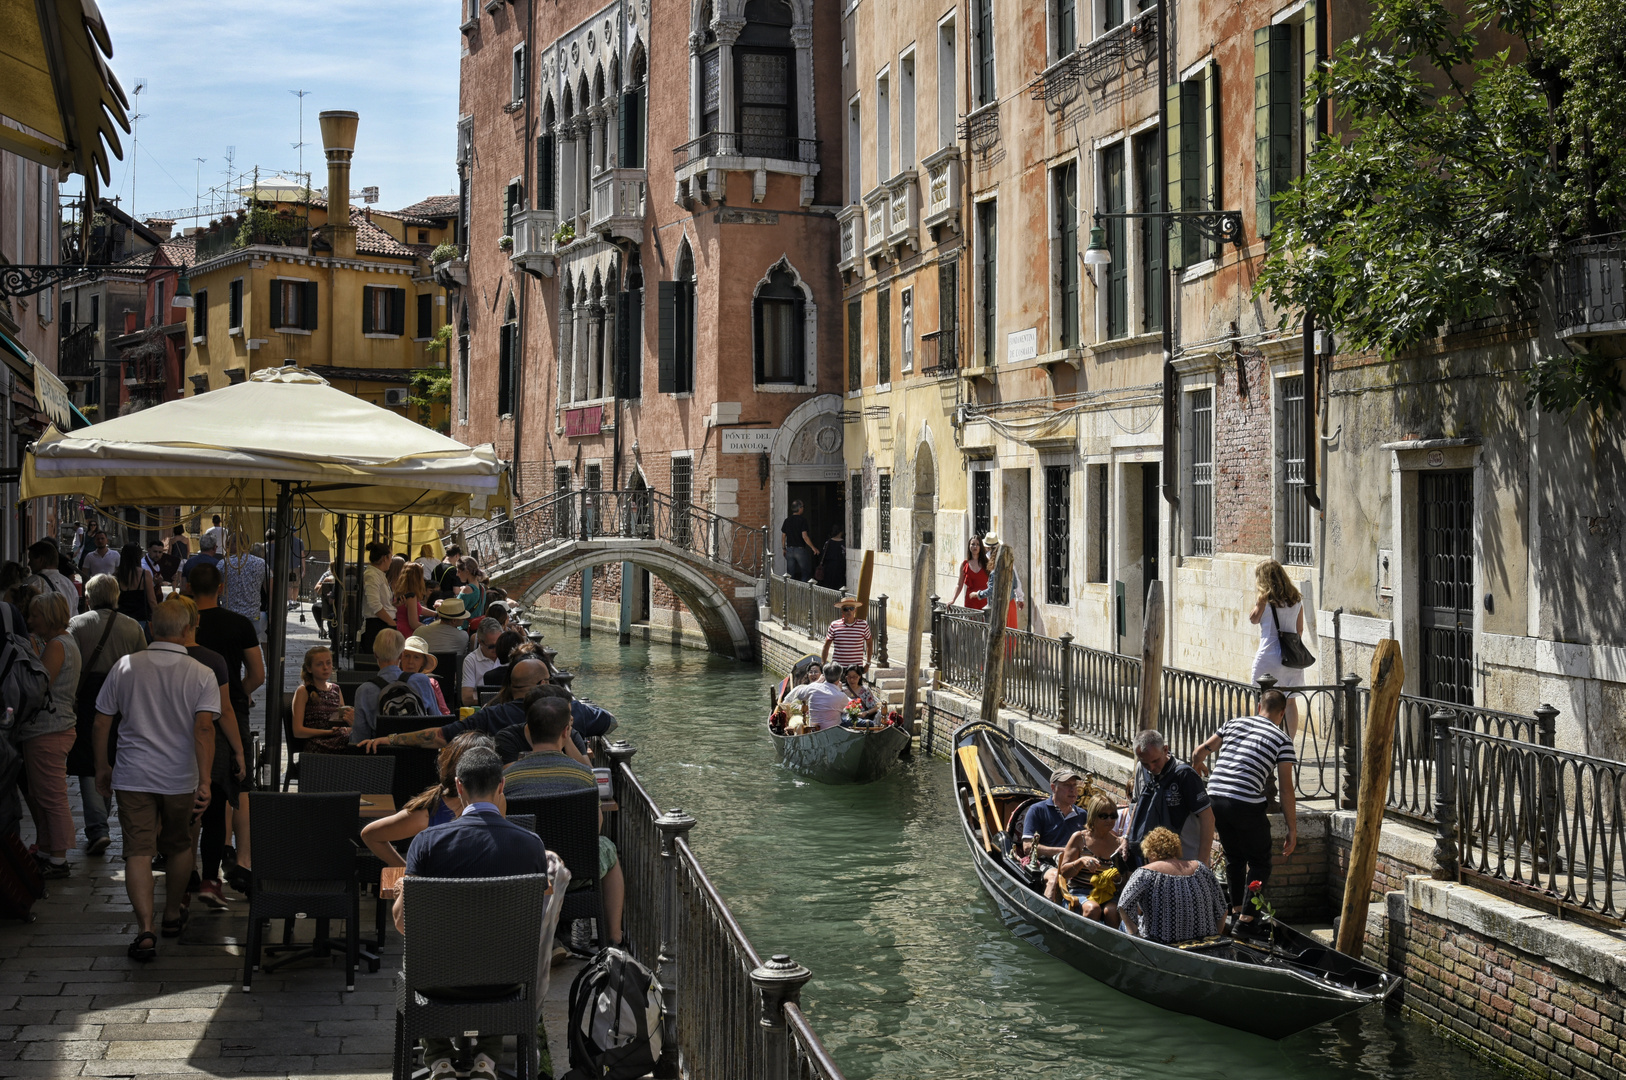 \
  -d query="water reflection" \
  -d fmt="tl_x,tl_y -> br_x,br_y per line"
566,636 -> 1506,1080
